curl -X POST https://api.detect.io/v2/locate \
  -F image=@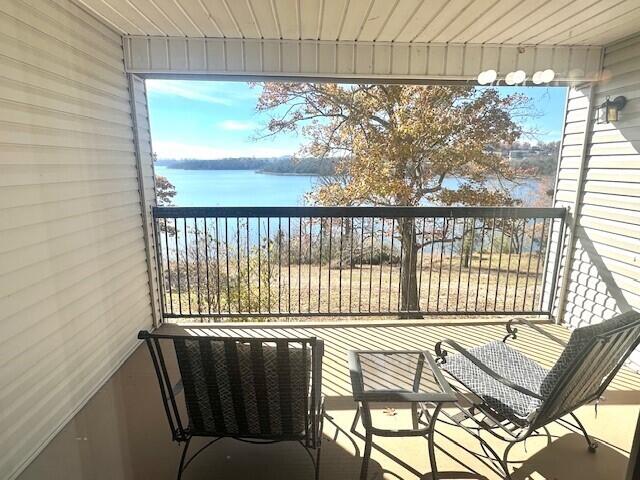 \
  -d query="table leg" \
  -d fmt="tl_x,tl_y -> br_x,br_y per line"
427,404 -> 443,480
411,402 -> 419,429
351,406 -> 361,435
